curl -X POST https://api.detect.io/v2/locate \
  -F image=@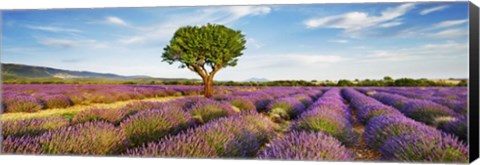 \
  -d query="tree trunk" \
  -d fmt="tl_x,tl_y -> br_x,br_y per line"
203,76 -> 214,98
